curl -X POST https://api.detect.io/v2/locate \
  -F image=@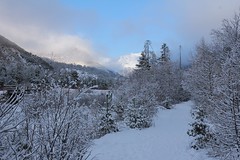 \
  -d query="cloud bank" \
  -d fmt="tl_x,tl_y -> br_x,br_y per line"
155,0 -> 240,41
0,0 -> 106,66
